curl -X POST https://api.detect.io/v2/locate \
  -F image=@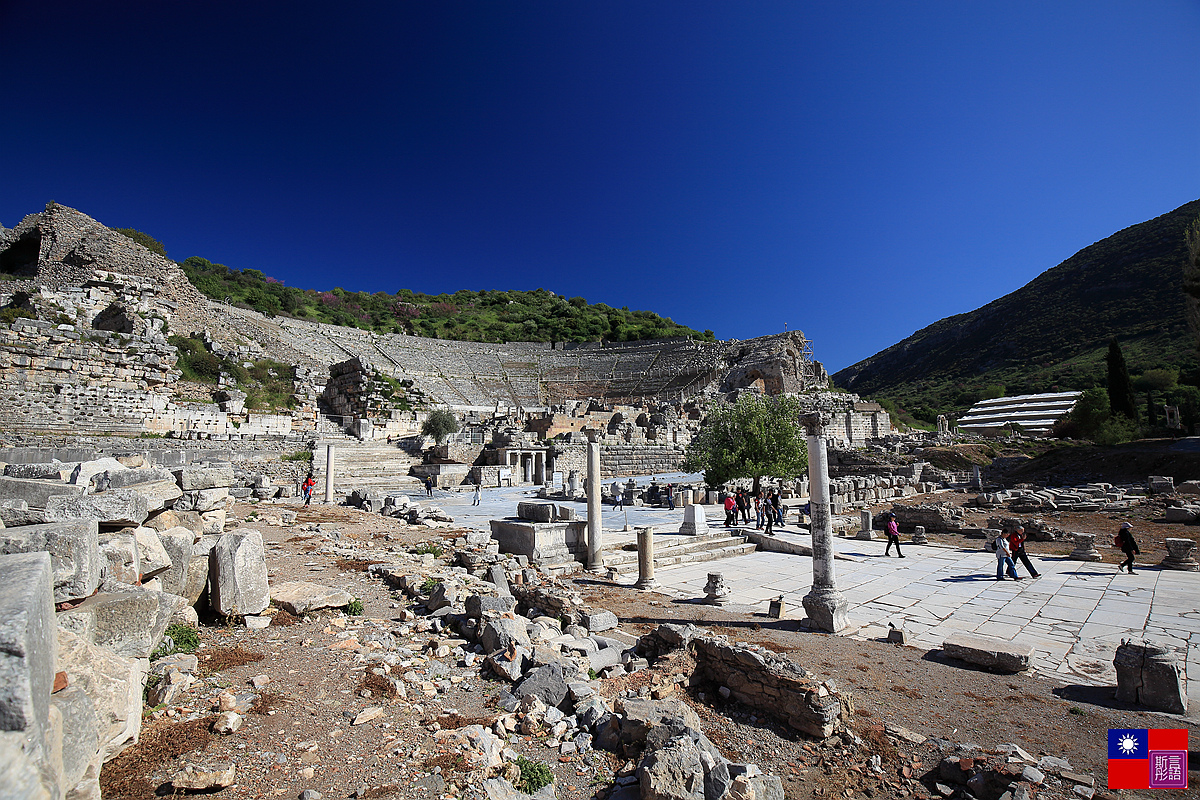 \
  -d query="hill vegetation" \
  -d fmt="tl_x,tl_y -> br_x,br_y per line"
833,198 -> 1200,429
174,254 -> 713,344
